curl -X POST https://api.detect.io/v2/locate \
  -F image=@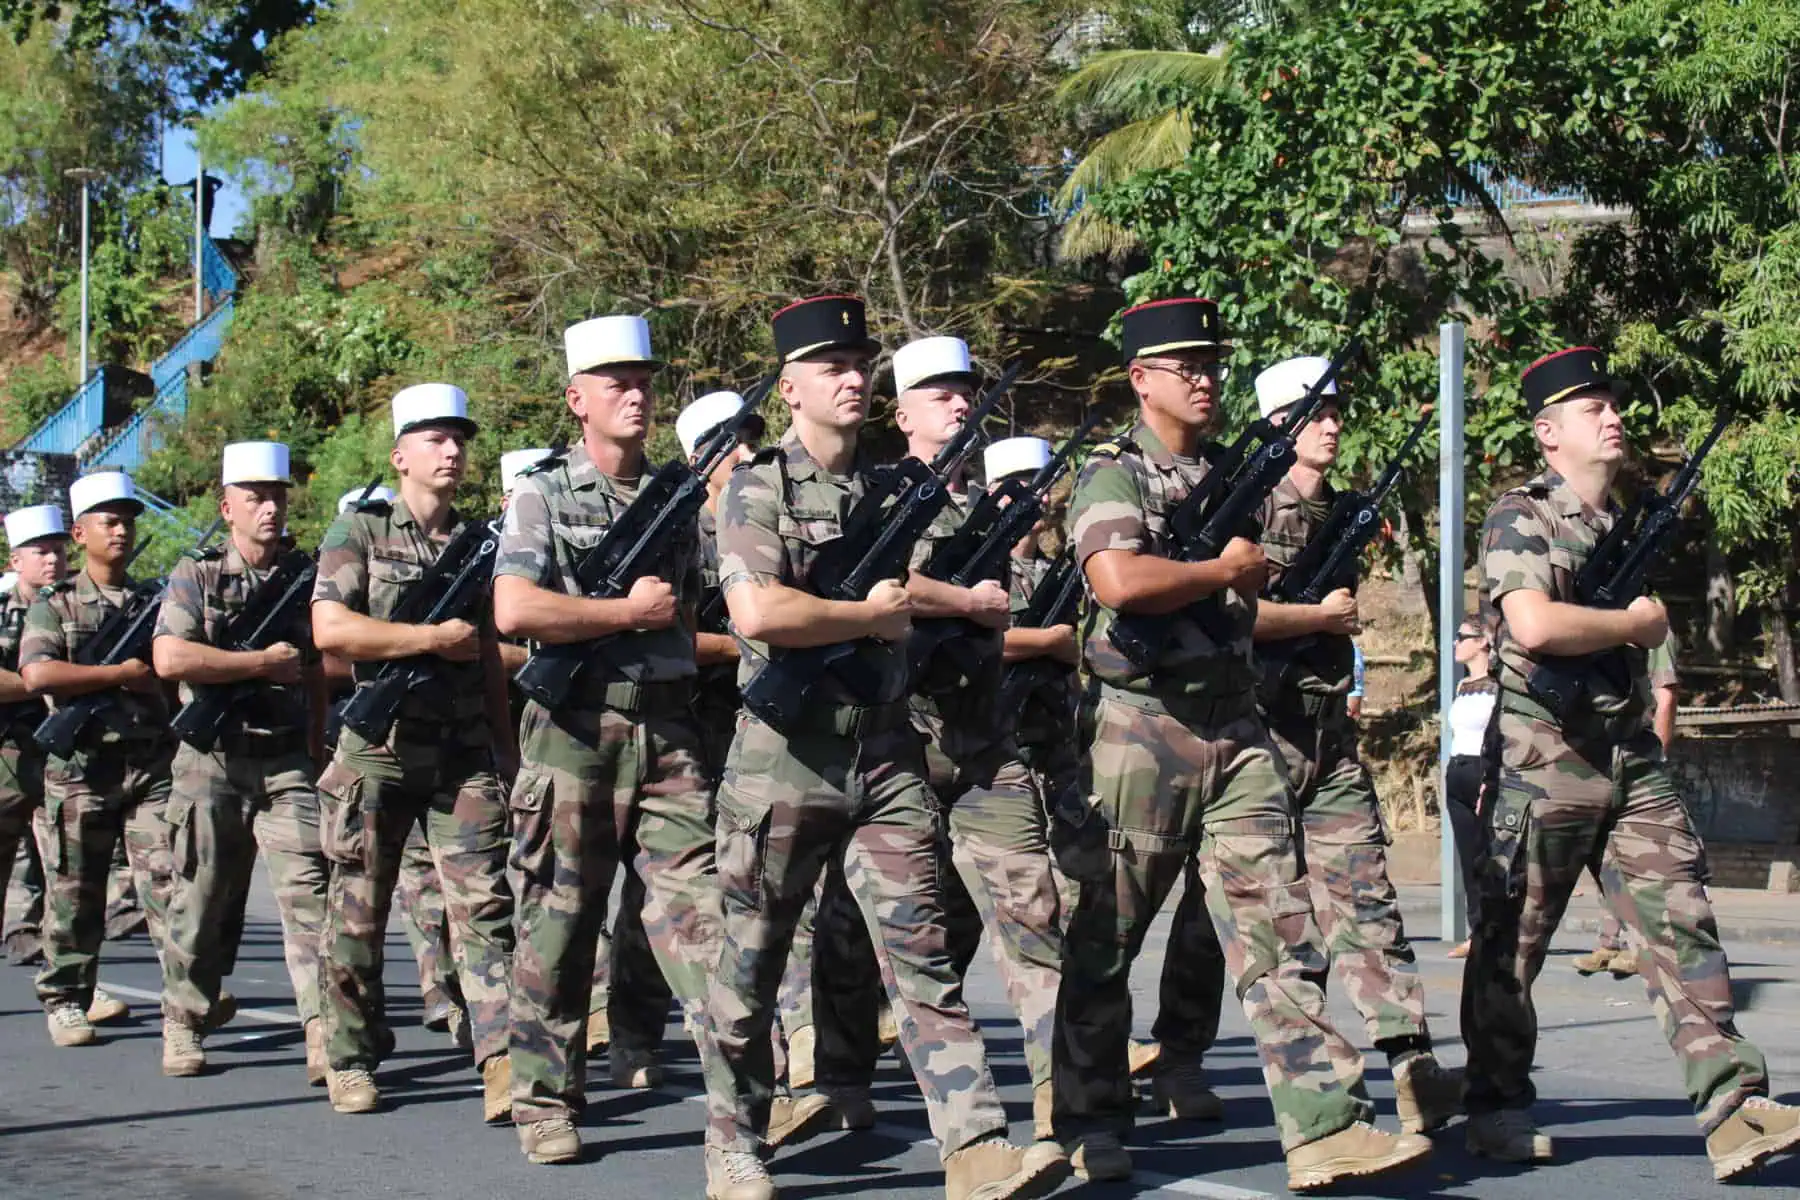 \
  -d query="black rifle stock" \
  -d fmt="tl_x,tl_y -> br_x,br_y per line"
739,363 -> 1017,730
997,553 -> 1084,714
513,382 -> 772,710
1526,409 -> 1730,718
1107,335 -> 1362,670
337,520 -> 500,747
169,550 -> 318,752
